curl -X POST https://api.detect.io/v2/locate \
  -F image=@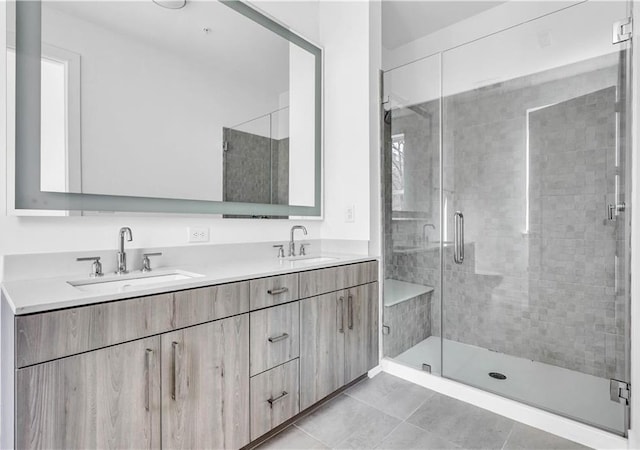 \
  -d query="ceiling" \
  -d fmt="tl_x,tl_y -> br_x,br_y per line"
43,1 -> 292,95
382,1 -> 506,50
